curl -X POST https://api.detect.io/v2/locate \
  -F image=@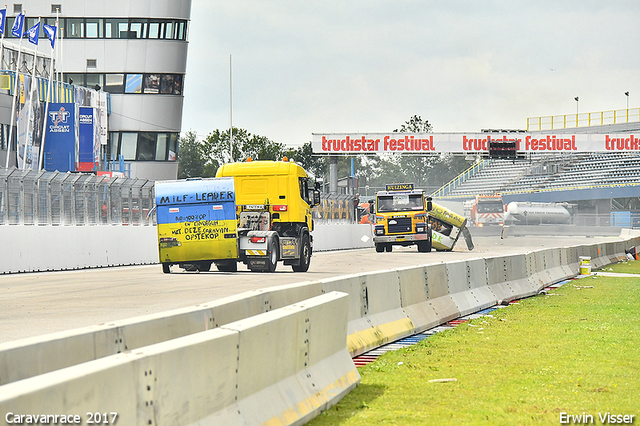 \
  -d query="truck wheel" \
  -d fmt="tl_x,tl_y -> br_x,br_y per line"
418,241 -> 430,252
375,244 -> 384,253
292,233 -> 311,272
216,260 -> 237,272
162,264 -> 171,274
385,244 -> 392,252
266,238 -> 278,272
